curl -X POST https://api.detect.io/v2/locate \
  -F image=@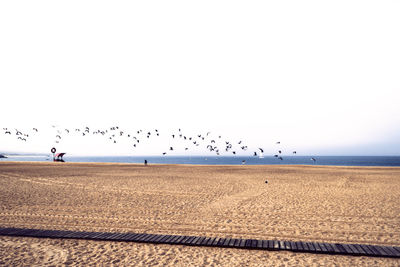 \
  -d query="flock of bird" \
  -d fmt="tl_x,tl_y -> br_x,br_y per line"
1,125 -> 314,161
